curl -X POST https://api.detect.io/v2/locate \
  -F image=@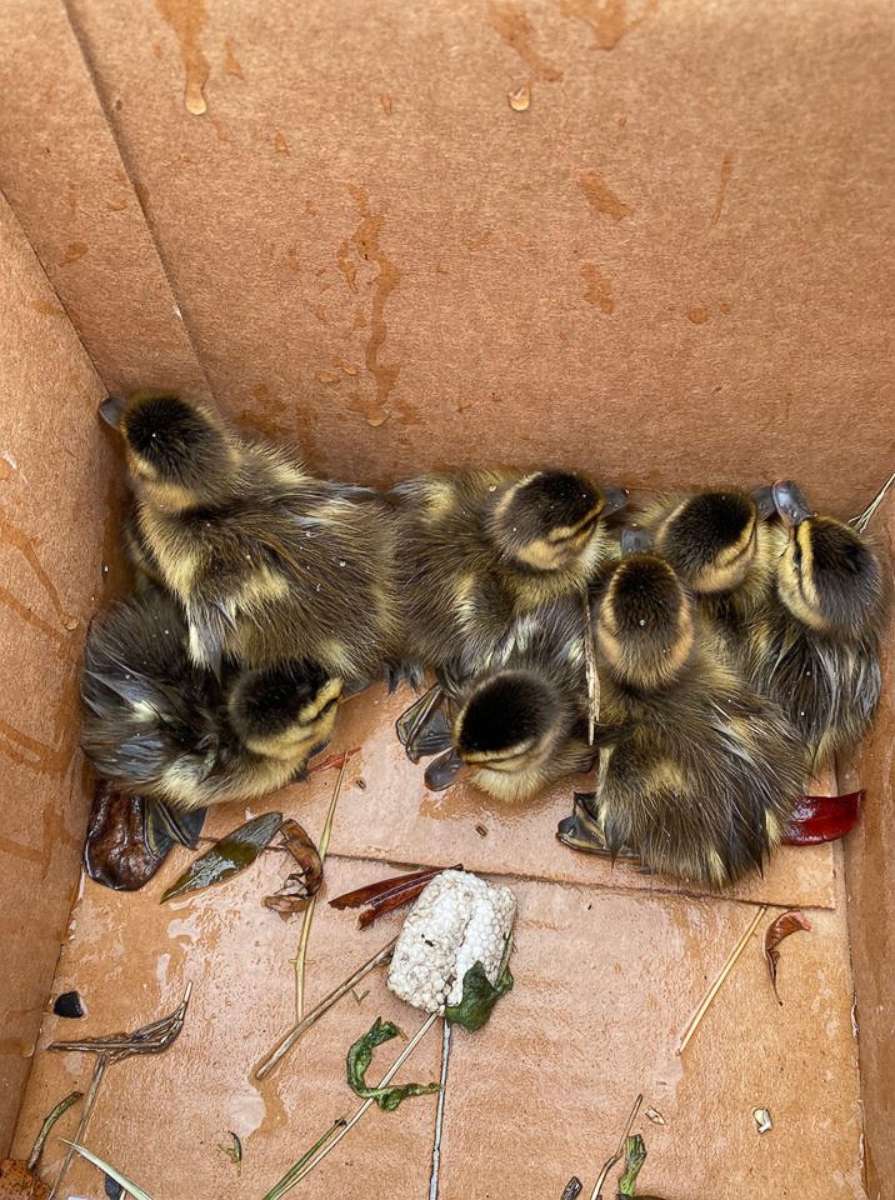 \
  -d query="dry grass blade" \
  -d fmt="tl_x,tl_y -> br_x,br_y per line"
255,936 -> 398,1081
62,1141 -> 155,1200
26,1089 -> 83,1172
676,906 -> 767,1054
427,1020 -> 452,1200
589,1093 -> 642,1200
581,589 -> 600,745
294,756 -> 349,1021
850,470 -> 895,533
